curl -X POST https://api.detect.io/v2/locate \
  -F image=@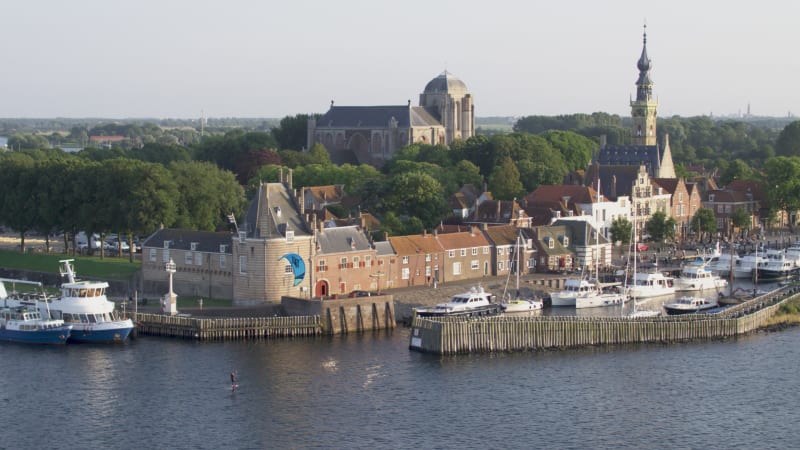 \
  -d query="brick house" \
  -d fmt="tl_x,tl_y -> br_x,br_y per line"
388,231 -> 444,287
435,227 -> 493,282
311,225 -> 377,298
